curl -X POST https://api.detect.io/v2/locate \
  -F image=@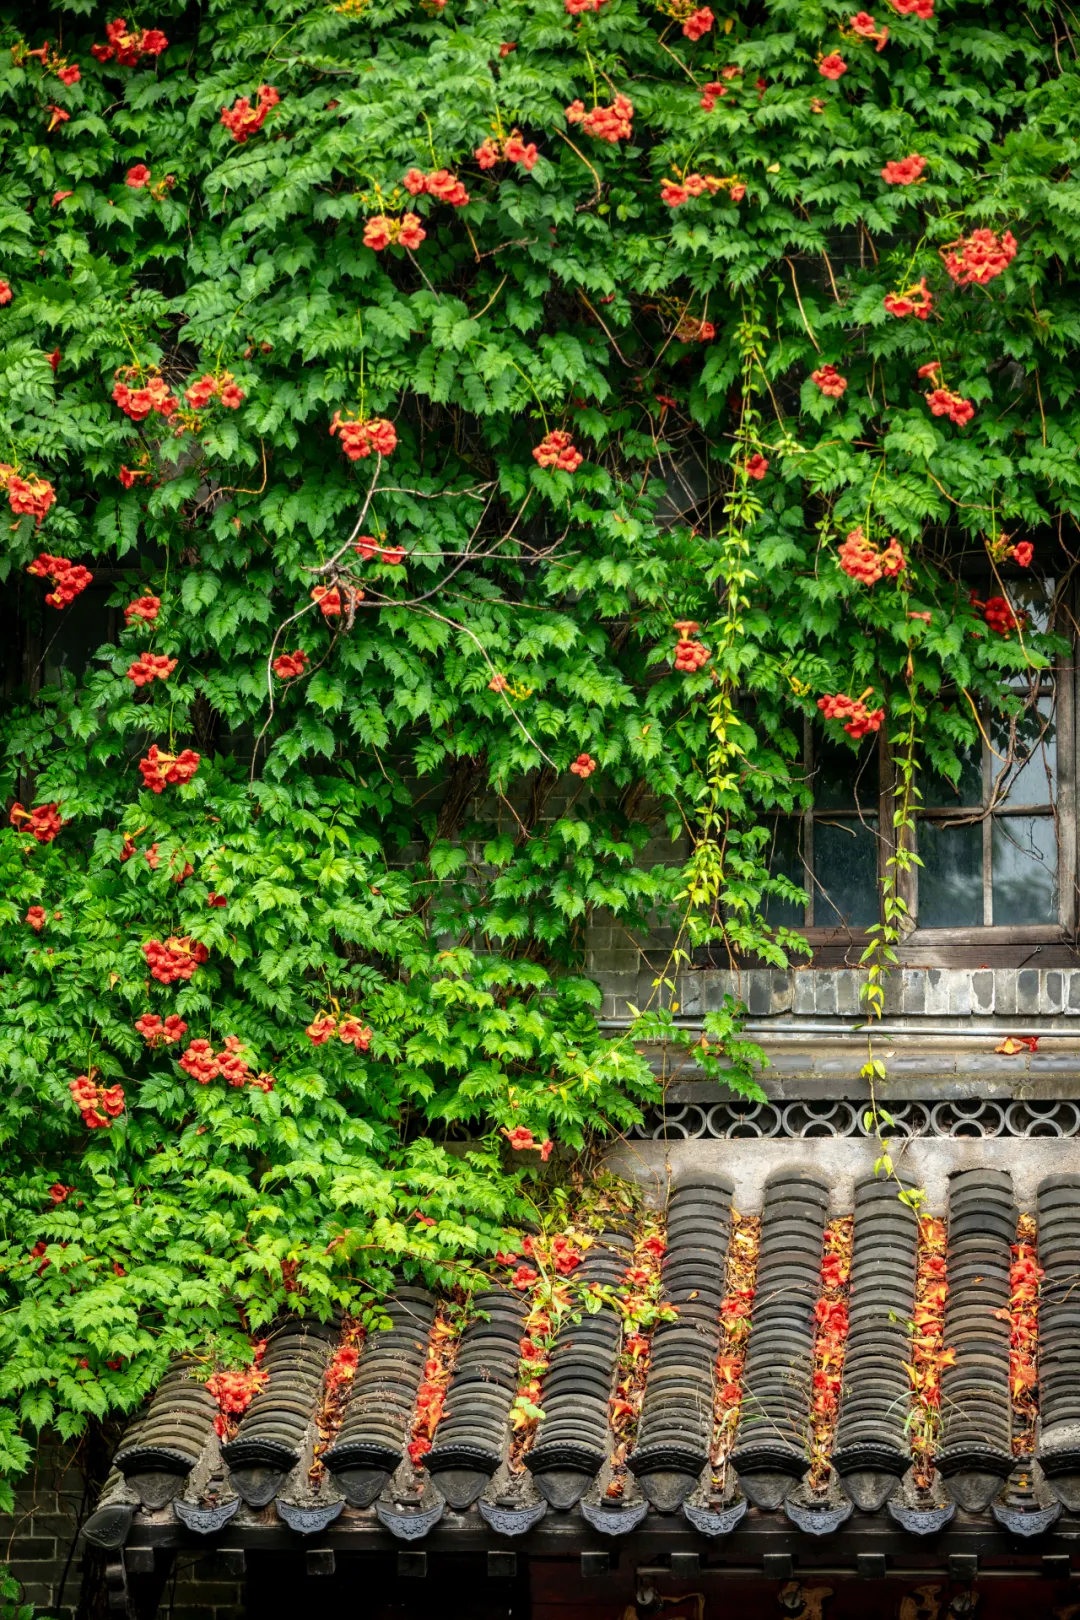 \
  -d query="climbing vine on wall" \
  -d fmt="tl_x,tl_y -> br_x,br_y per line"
0,0 -> 1074,1502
